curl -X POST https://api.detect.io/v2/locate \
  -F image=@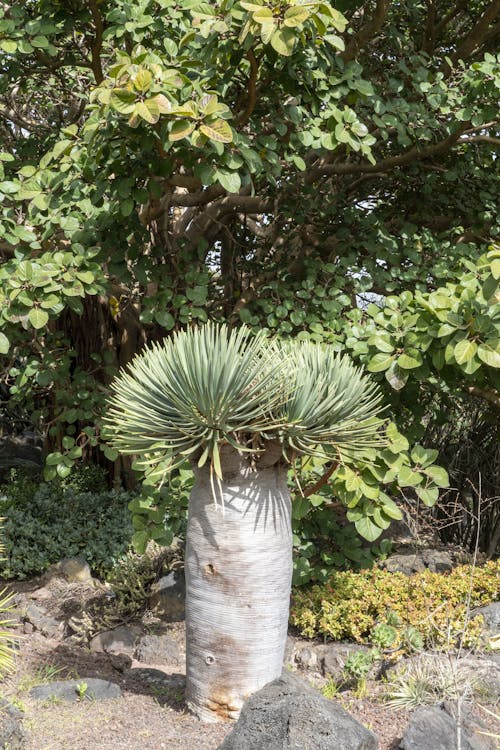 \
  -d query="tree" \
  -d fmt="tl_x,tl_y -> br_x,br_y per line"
0,5 -> 498,539
105,322 -> 384,719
